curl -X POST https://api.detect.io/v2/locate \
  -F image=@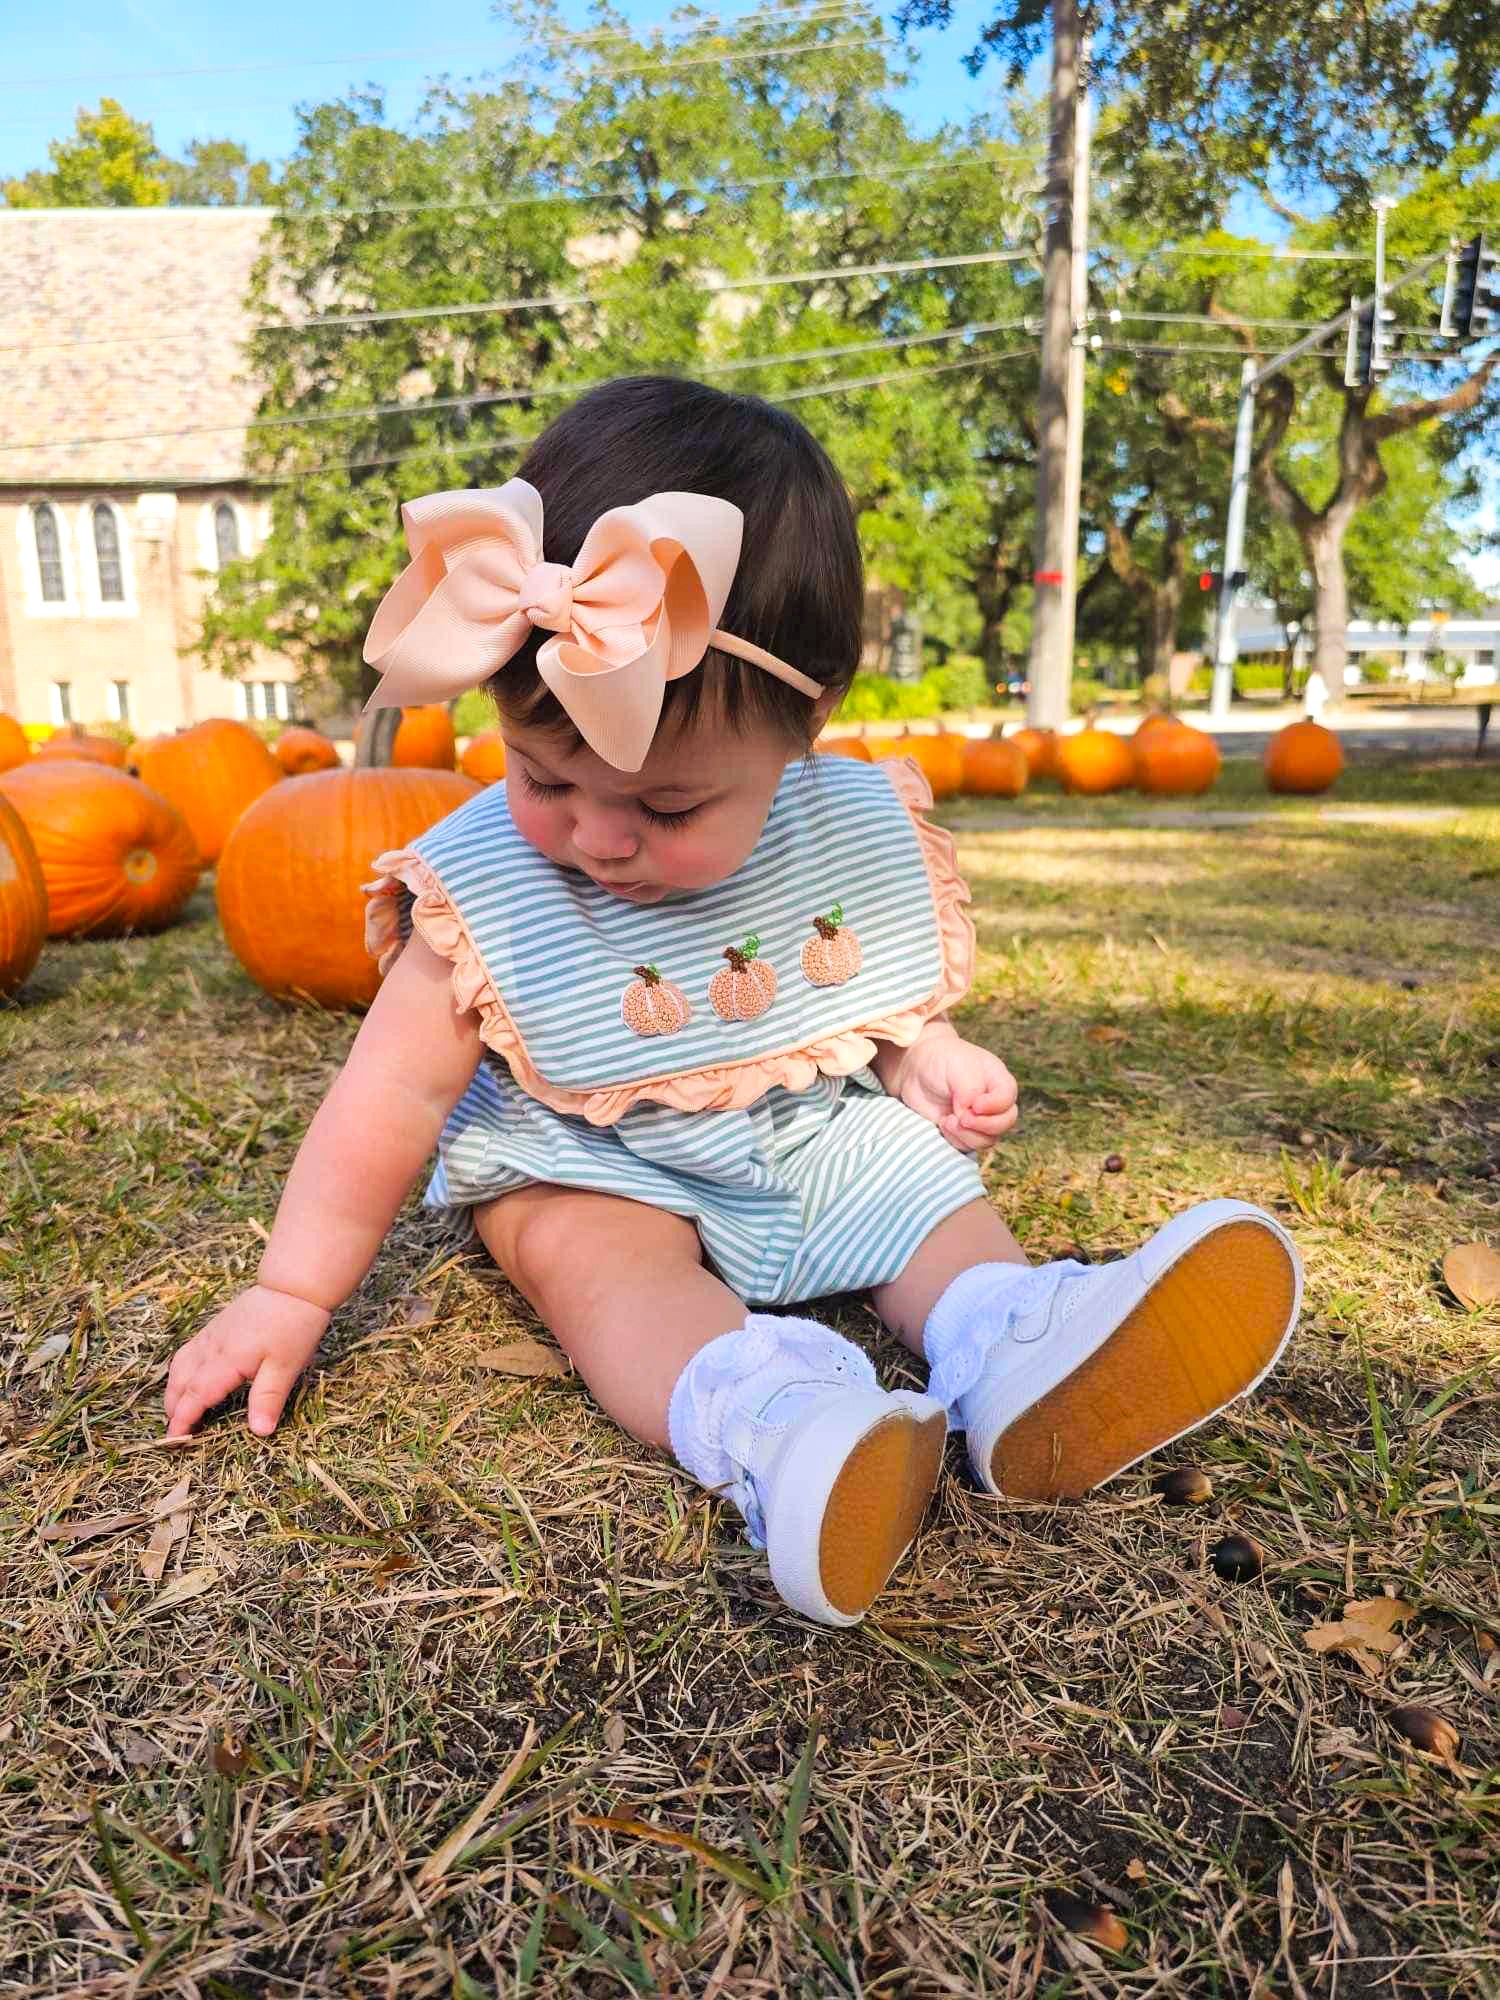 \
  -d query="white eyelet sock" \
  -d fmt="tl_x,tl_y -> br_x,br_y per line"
921,1200 -> 1301,1500
667,1314 -> 948,1627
